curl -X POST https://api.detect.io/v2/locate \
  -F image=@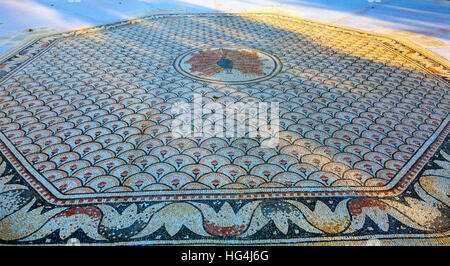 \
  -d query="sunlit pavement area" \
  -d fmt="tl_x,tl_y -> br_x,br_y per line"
0,0 -> 449,246
1,0 -> 450,59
